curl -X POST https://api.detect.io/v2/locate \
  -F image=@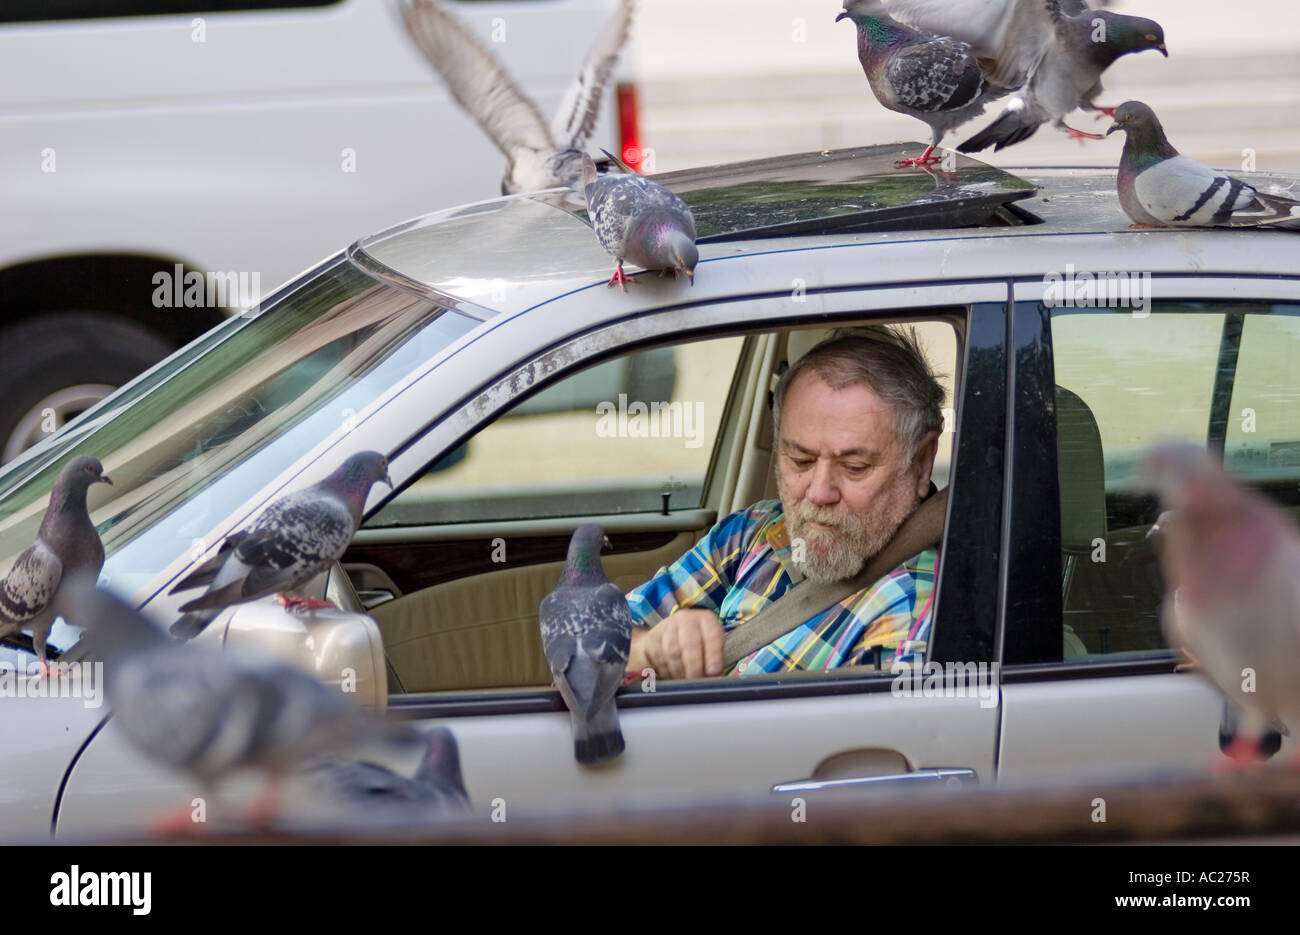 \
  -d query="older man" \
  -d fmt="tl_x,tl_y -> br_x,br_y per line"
625,329 -> 944,680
